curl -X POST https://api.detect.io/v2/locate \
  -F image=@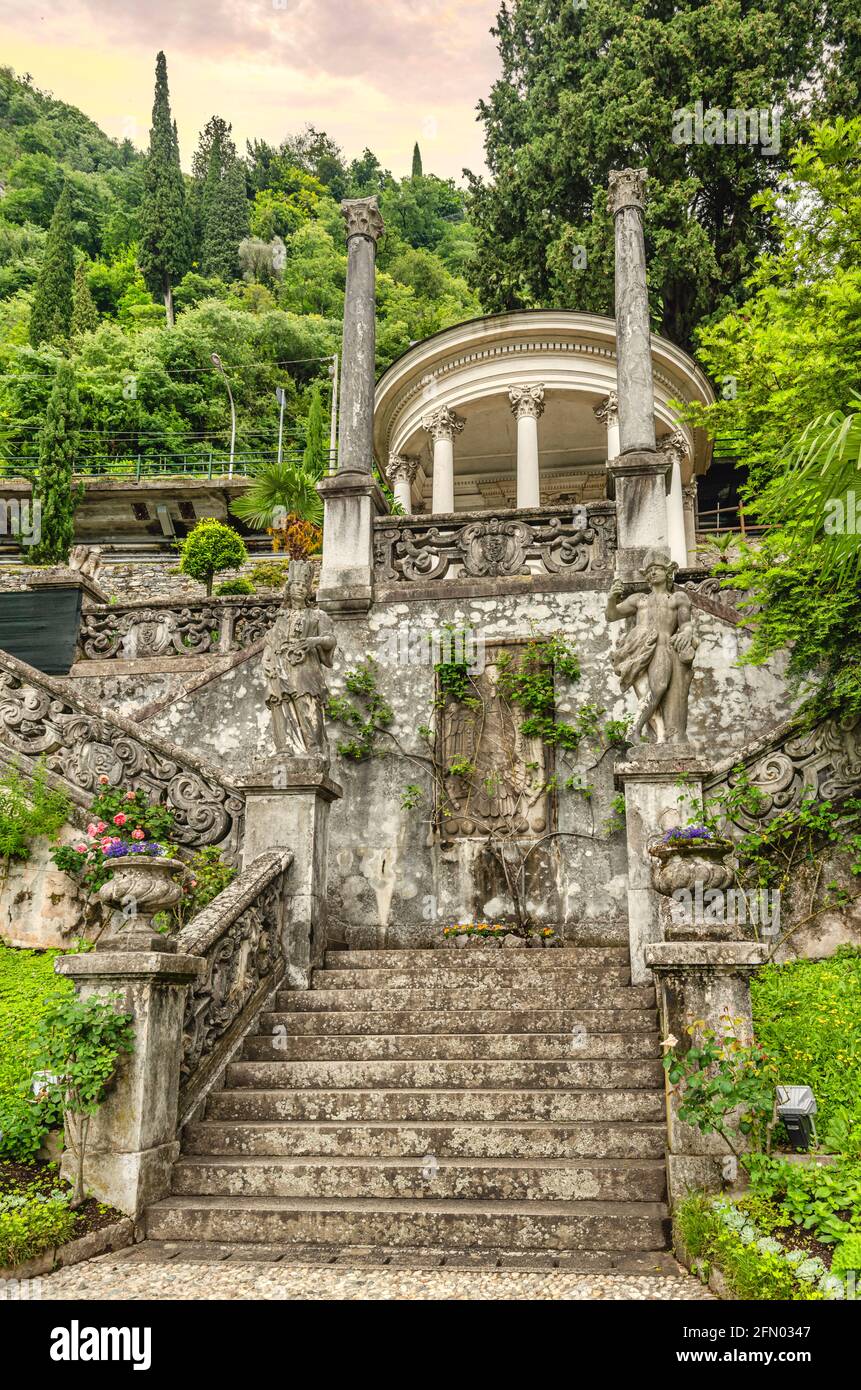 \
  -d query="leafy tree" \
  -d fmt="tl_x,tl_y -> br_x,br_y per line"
30,359 -> 83,564
411,142 -> 423,178
70,260 -> 98,336
467,0 -> 824,348
28,183 -> 74,346
138,51 -> 191,327
198,119 -> 249,280
178,516 -> 248,594
302,382 -> 328,477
